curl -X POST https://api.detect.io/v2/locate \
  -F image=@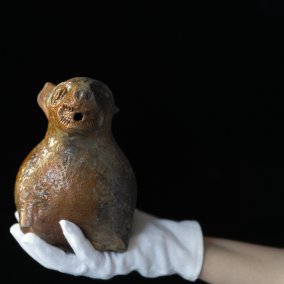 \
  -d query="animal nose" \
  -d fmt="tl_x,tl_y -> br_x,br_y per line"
74,90 -> 92,101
